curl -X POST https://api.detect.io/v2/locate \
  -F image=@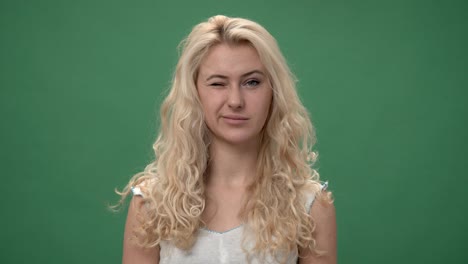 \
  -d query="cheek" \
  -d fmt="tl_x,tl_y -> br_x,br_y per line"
197,91 -> 210,113
261,92 -> 273,119
200,91 -> 223,113
199,98 -> 219,125
261,102 -> 272,124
